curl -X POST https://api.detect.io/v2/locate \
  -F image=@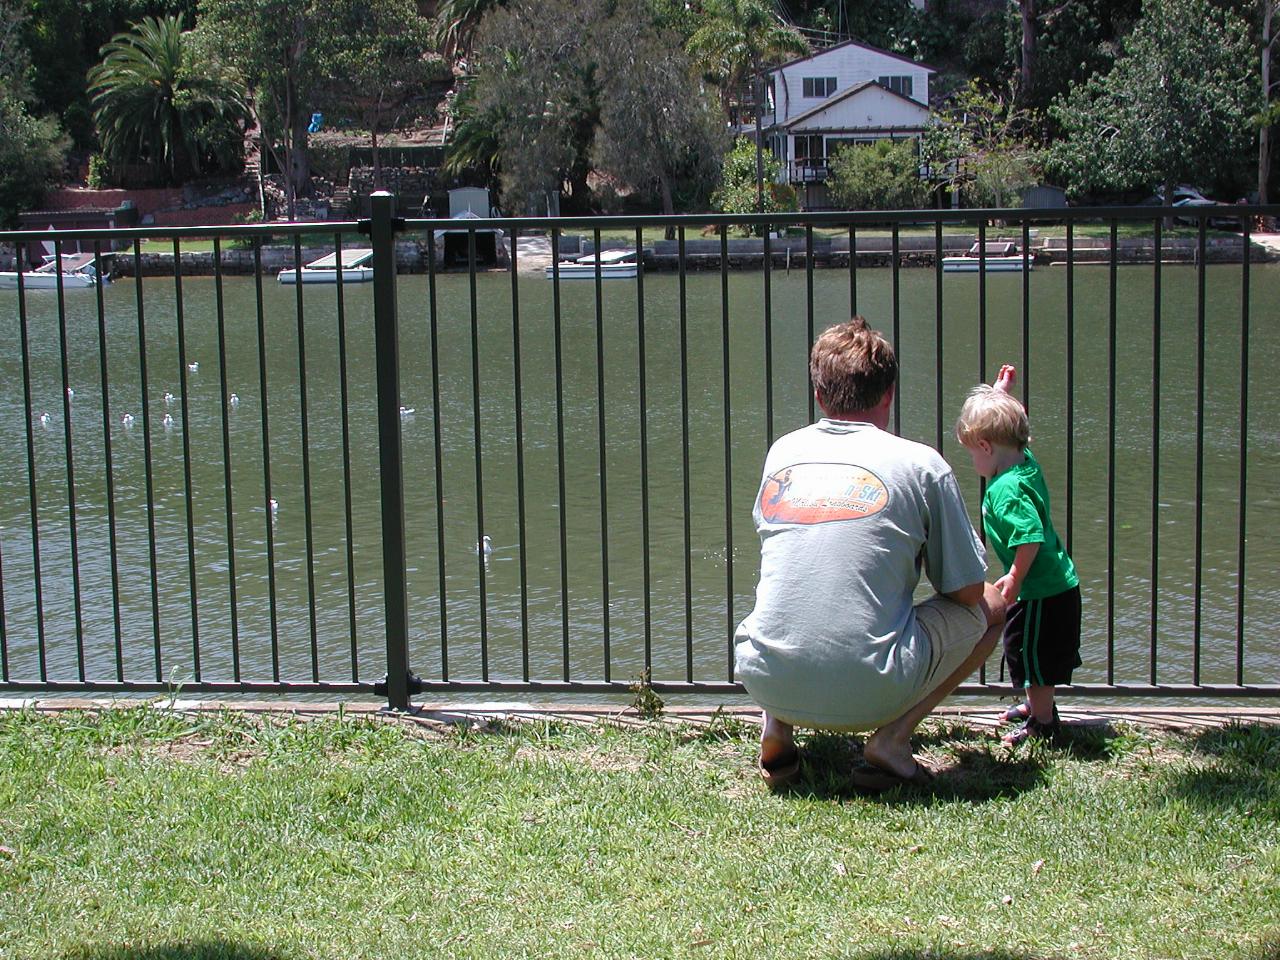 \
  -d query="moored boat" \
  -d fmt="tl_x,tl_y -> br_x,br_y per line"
544,248 -> 641,279
942,241 -> 1033,273
277,248 -> 375,284
0,253 -> 109,289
